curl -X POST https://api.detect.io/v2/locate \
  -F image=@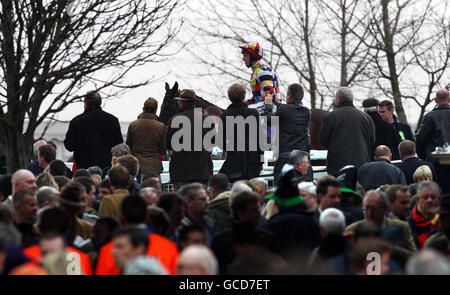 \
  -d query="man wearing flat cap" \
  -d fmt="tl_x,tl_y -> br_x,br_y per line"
166,89 -> 213,191
362,98 -> 401,160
